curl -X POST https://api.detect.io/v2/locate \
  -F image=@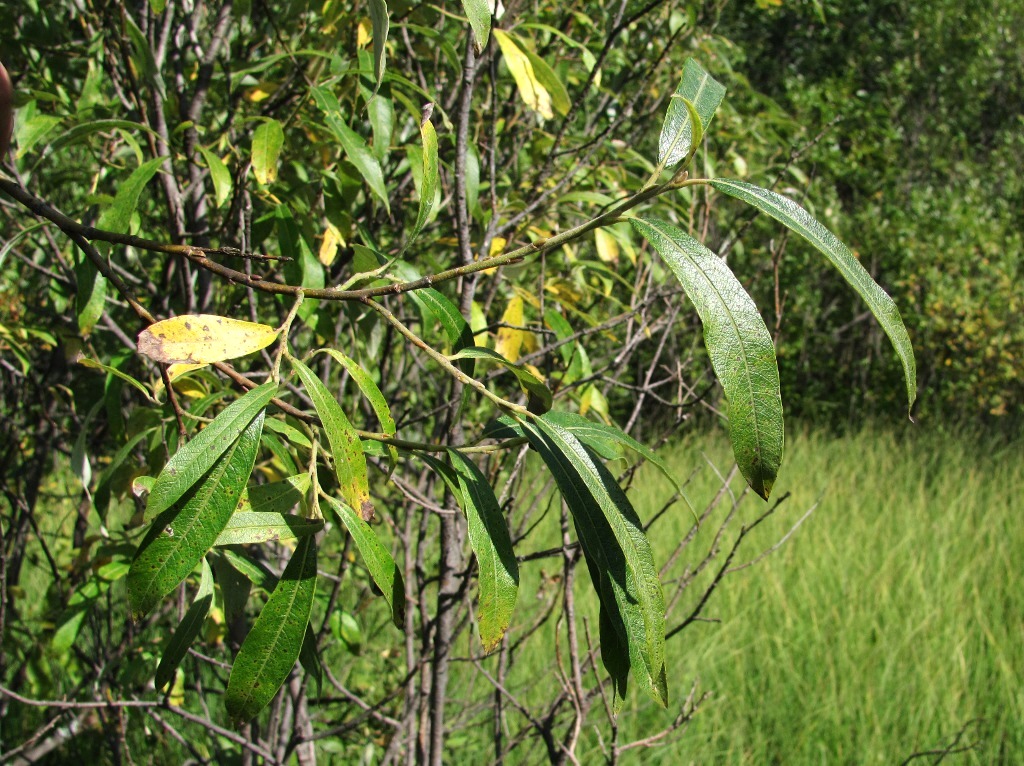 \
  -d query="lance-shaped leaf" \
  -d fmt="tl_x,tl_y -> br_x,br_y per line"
659,59 -> 725,169
461,0 -> 491,51
225,535 -> 317,723
632,217 -> 783,499
290,357 -> 373,520
521,416 -> 668,706
542,411 -> 687,495
494,29 -> 561,120
707,178 -> 917,412
311,86 -> 390,212
251,118 -> 284,185
448,450 -> 519,653
198,147 -> 232,208
237,473 -> 310,514
129,411 -> 265,619
323,496 -> 404,629
137,315 -> 278,365
145,382 -> 278,519
408,116 -> 438,247
449,347 -> 553,414
315,348 -> 398,471
368,0 -> 389,93
214,512 -> 323,546
154,557 -> 214,691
